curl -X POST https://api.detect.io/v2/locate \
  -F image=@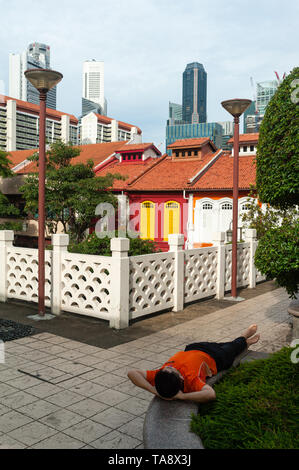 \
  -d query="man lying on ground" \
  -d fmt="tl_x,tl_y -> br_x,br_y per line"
127,324 -> 260,403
